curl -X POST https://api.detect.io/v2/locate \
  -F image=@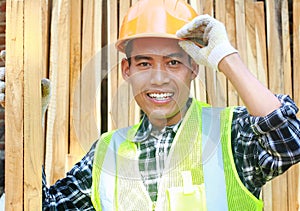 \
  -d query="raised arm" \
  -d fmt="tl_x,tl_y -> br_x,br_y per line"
218,53 -> 281,116
176,14 -> 281,116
